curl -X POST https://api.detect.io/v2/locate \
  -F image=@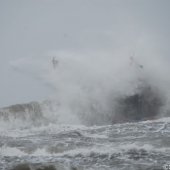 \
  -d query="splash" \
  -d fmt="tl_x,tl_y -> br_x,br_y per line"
6,51 -> 170,126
